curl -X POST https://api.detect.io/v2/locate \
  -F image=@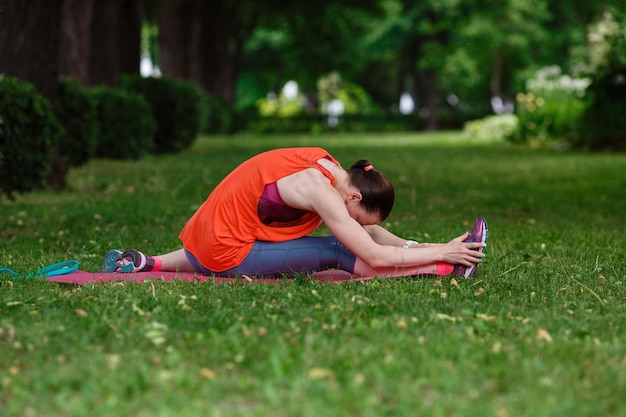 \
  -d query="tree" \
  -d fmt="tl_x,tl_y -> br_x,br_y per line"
158,0 -> 379,108
58,0 -> 95,85
236,0 -> 381,113
87,0 -> 144,86
578,6 -> 626,149
0,0 -> 63,105
158,0 -> 263,105
351,0 -> 464,130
